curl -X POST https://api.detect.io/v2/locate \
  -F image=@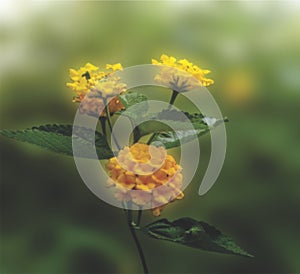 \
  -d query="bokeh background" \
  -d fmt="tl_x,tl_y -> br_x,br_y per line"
1,1 -> 300,273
